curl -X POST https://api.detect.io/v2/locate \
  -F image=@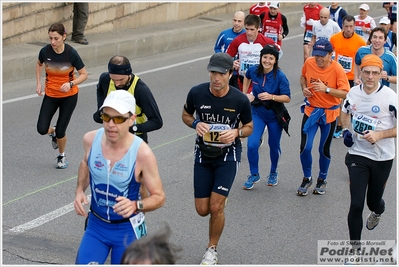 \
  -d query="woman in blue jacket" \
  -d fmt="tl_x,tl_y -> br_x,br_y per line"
242,44 -> 291,189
